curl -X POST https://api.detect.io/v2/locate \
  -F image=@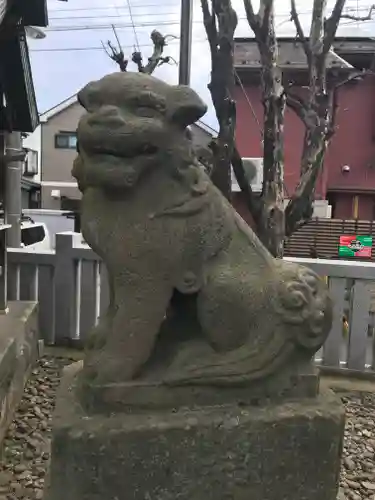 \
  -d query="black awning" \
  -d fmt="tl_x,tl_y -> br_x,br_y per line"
13,0 -> 48,27
0,25 -> 39,132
